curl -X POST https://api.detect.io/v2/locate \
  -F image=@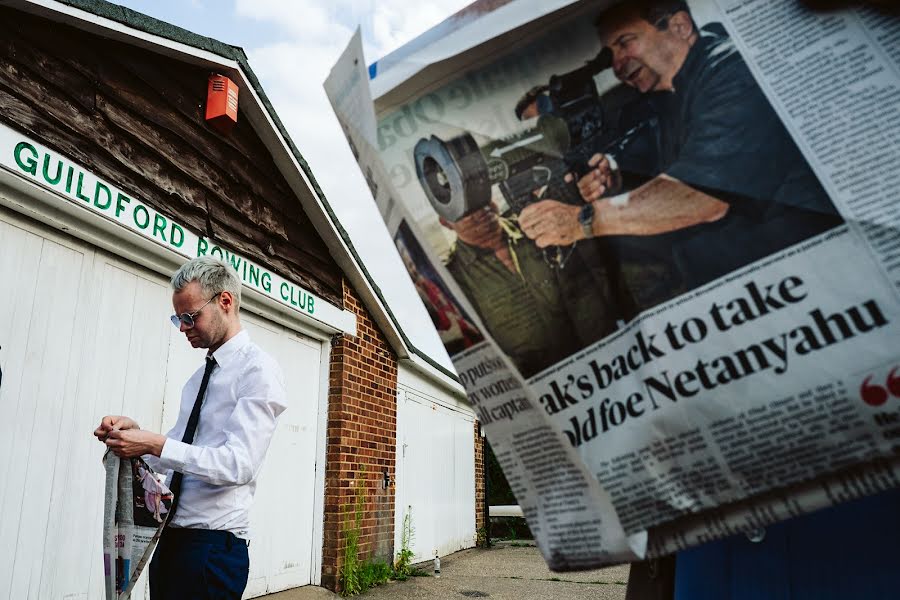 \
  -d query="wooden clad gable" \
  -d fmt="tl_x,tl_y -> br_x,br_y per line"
0,9 -> 344,306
